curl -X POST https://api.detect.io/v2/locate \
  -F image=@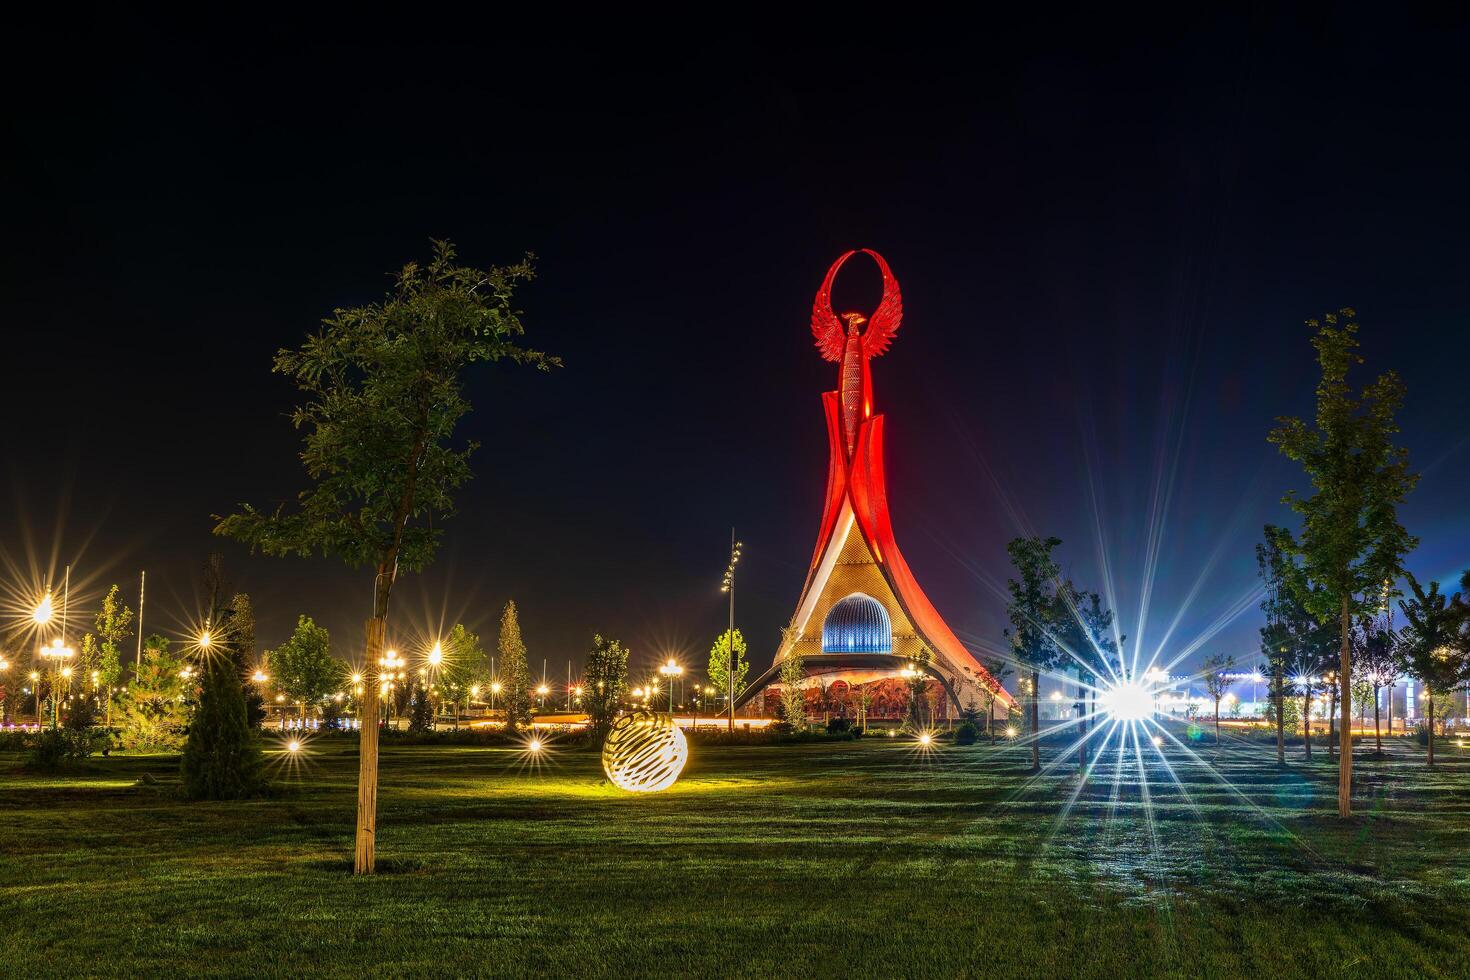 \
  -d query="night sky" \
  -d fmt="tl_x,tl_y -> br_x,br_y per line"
4,11 -> 1467,687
